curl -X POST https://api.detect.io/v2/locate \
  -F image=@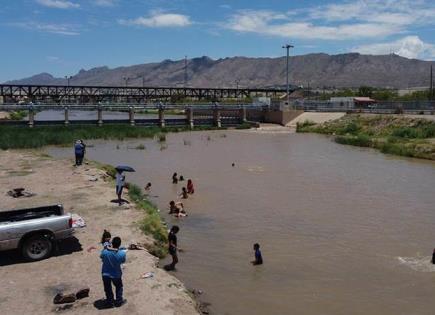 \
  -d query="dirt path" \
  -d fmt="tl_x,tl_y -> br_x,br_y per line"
0,150 -> 198,315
